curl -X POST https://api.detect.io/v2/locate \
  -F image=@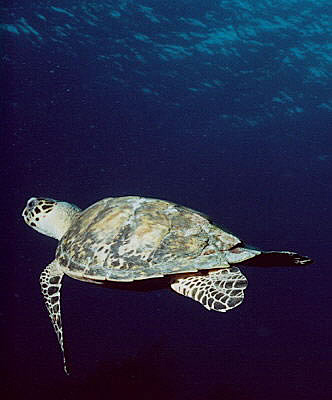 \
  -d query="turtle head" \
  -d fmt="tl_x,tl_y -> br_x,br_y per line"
22,197 -> 81,240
